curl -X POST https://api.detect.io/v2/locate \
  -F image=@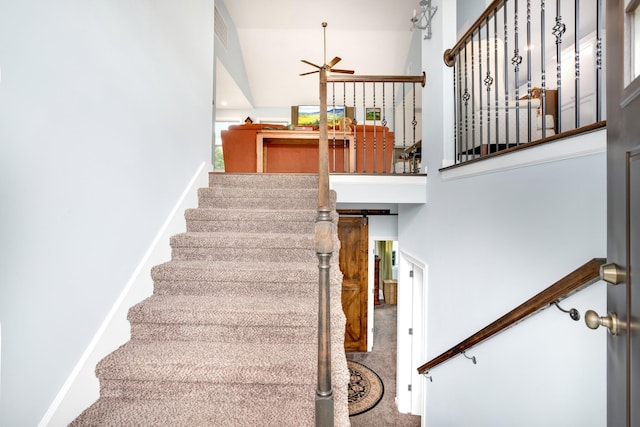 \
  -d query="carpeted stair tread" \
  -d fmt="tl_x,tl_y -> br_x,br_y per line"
200,186 -> 318,199
99,380 -> 314,402
71,396 -> 314,427
170,231 -> 314,248
151,278 -> 318,297
184,208 -> 331,233
209,172 -> 319,189
97,340 -> 316,384
128,294 -> 317,327
130,321 -> 317,344
151,260 -> 342,283
198,193 -> 325,210
170,232 -> 315,261
185,207 -> 317,221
